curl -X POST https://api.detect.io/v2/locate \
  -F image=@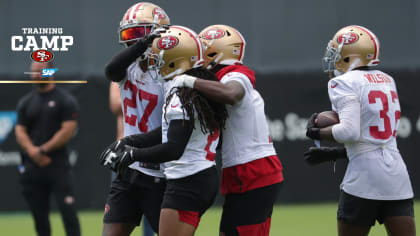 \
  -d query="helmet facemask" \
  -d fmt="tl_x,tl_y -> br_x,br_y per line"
148,50 -> 169,82
322,40 -> 342,73
203,43 -> 224,70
